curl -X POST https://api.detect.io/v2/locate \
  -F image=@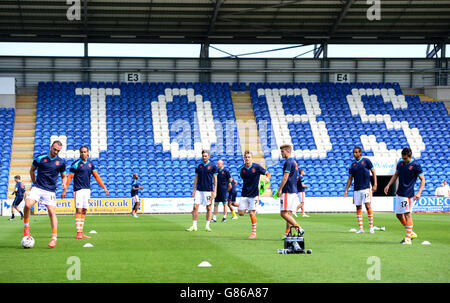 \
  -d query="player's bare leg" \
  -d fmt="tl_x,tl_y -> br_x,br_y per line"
212,202 -> 219,222
222,202 -> 228,222
23,198 -> 36,236
228,202 -> 238,219
186,204 -> 199,231
281,210 -> 304,239
47,205 -> 58,248
396,212 -> 415,243
205,204 -> 212,231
